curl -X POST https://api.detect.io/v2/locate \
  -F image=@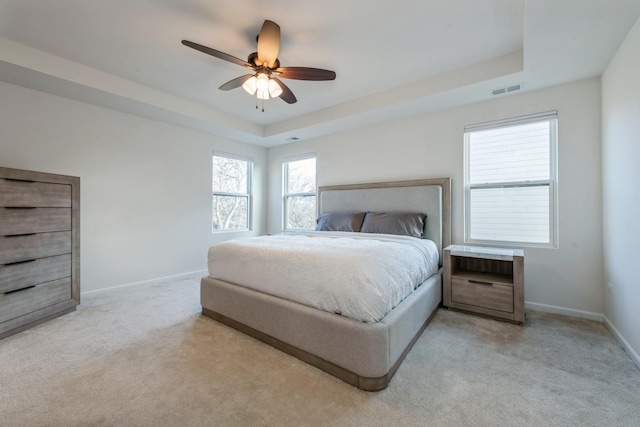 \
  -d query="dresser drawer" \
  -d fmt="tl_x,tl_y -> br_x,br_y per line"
0,277 -> 71,324
0,179 -> 71,207
0,255 -> 71,294
0,231 -> 71,265
451,277 -> 514,313
0,208 -> 71,235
